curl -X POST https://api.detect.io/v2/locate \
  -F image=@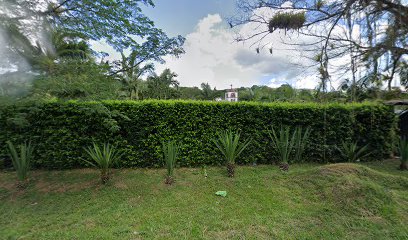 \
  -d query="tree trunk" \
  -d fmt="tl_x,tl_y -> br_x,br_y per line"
227,163 -> 235,177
